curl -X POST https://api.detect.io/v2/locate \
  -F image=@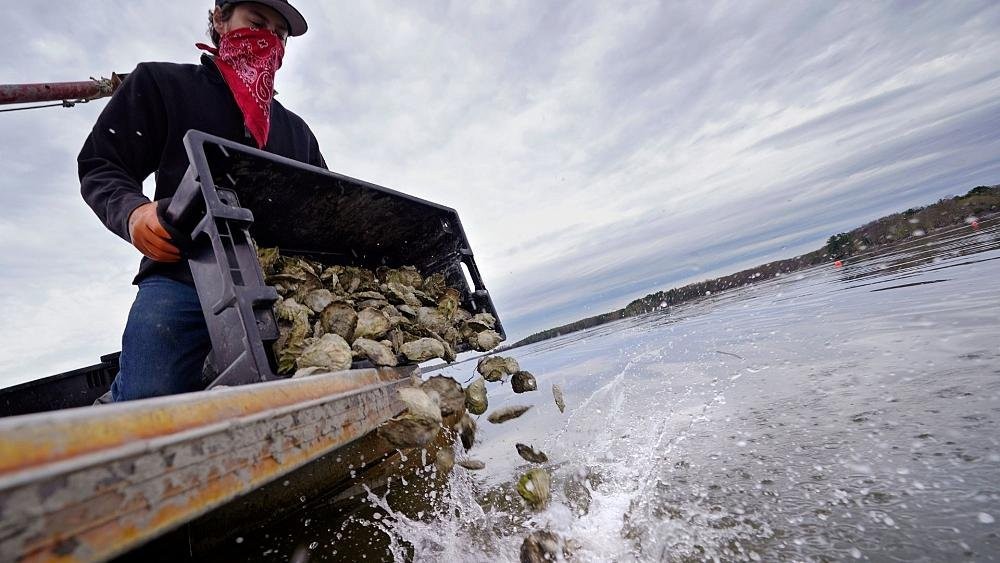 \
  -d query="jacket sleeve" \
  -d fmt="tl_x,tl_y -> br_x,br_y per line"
307,130 -> 327,170
78,63 -> 167,242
